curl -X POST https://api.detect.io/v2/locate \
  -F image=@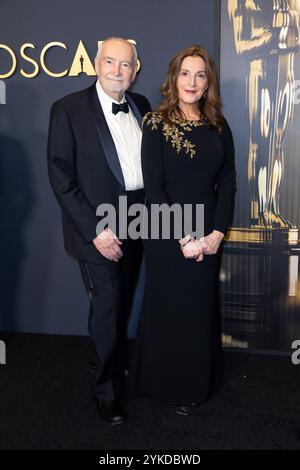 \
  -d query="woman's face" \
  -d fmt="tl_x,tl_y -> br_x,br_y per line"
176,56 -> 208,108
